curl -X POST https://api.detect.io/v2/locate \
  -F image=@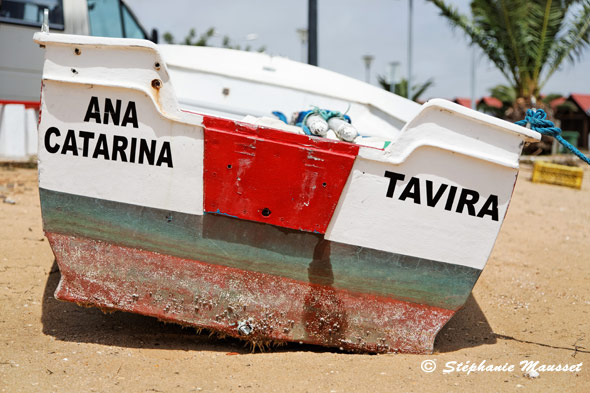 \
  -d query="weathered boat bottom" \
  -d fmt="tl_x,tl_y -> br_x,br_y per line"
40,188 -> 481,311
48,232 -> 456,353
